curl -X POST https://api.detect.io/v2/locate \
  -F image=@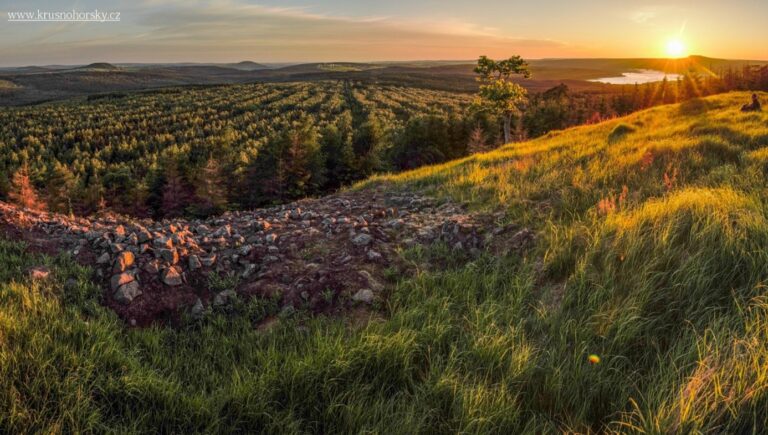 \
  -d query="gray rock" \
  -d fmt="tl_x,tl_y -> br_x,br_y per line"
158,248 -> 179,264
507,228 -> 535,252
265,233 -> 278,244
96,252 -> 111,264
213,289 -> 237,306
171,233 -> 186,246
358,270 -> 384,292
366,250 -> 383,261
200,254 -> 217,267
190,297 -> 205,319
114,281 -> 141,304
137,228 -> 152,243
188,254 -> 202,270
154,237 -> 173,249
213,225 -> 231,238
113,251 -> 135,273
110,272 -> 135,291
279,305 -> 296,318
161,267 -> 183,286
351,233 -> 373,246
126,232 -> 138,246
352,288 -> 375,304
242,263 -> 257,278
417,227 -> 435,242
144,260 -> 161,274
